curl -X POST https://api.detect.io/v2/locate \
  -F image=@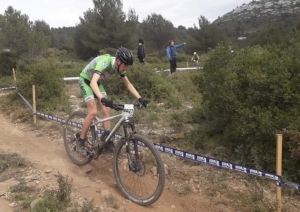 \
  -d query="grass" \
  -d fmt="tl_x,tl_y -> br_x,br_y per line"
176,184 -> 192,195
0,152 -> 101,212
0,75 -> 15,88
0,152 -> 27,173
105,195 -> 119,209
